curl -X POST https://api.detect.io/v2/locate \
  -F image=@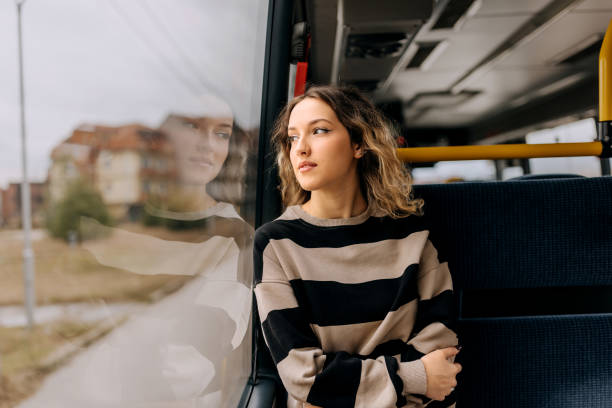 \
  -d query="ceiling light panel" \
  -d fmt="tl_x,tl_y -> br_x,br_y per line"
495,11 -> 610,68
431,0 -> 480,30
